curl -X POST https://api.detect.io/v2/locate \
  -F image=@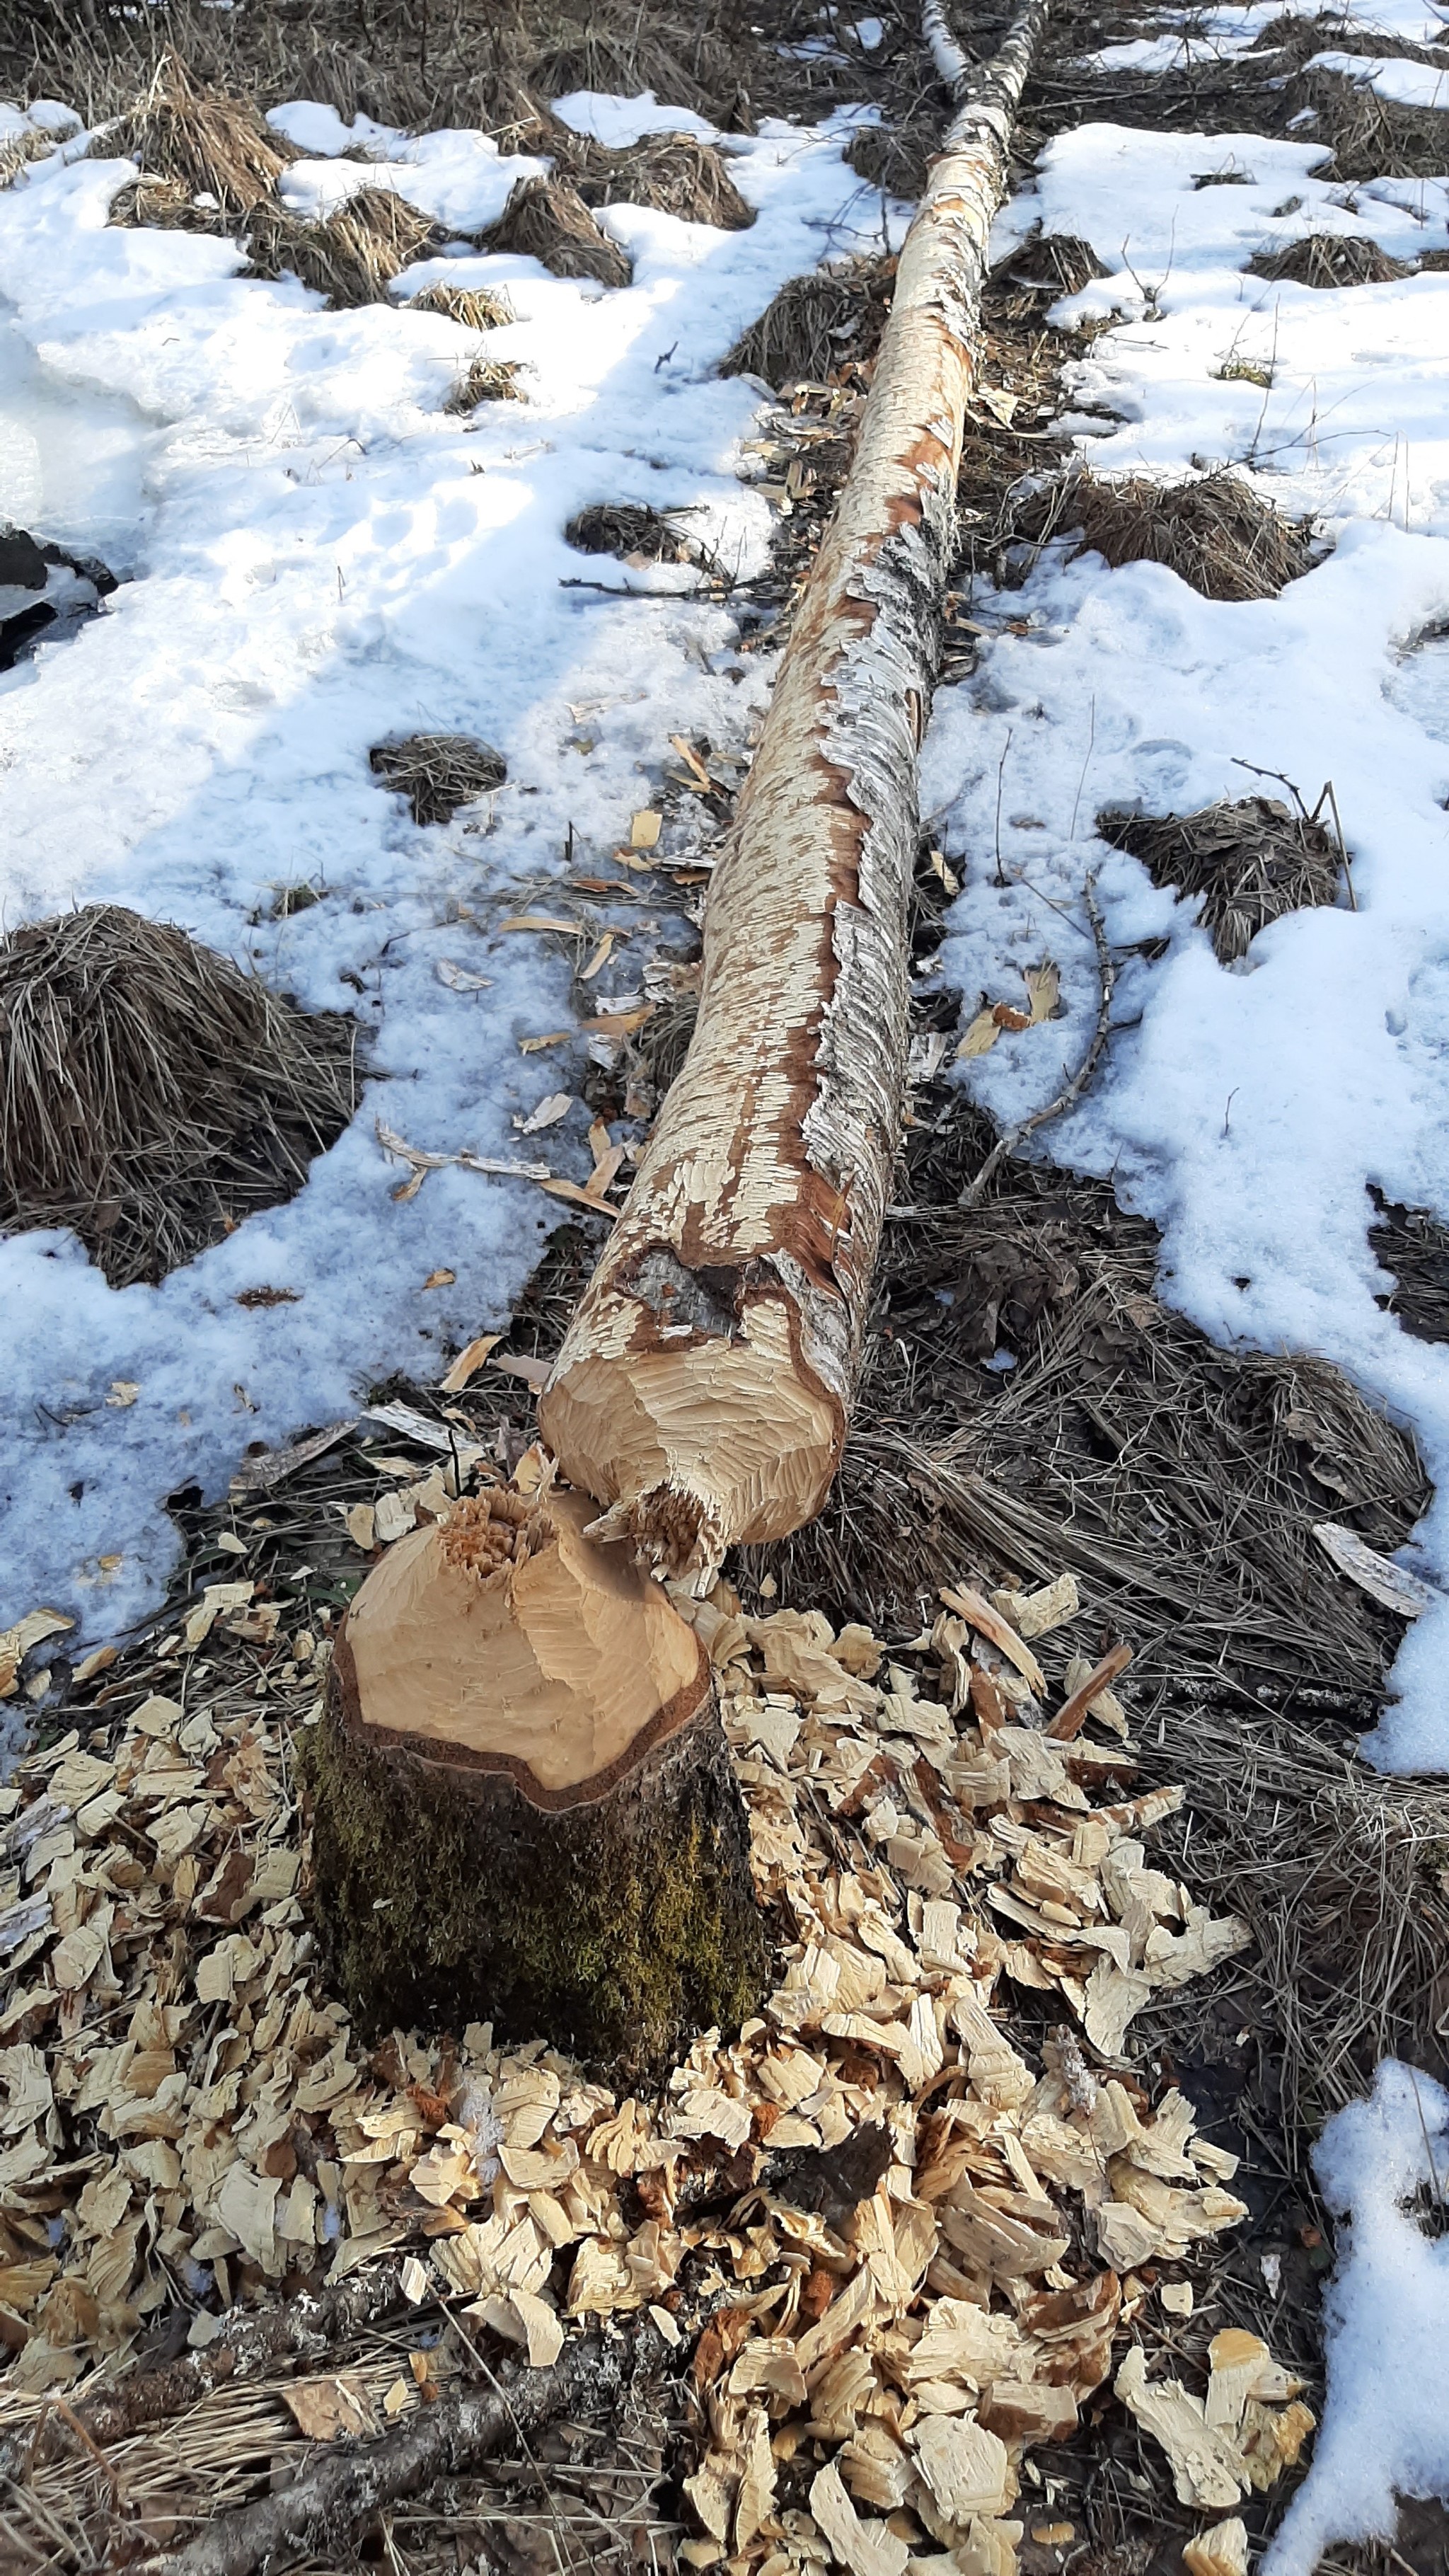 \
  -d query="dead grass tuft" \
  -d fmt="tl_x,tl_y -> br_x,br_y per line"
722,253 -> 896,389
1249,227 -> 1412,285
525,10 -> 737,122
107,171 -> 230,234
845,115 -> 938,203
0,904 -> 359,1289
1368,1185 -> 1449,1343
1099,793 -> 1344,961
442,355 -> 528,411
90,52 -> 291,220
484,173 -> 632,287
565,501 -> 699,563
246,188 -> 444,308
0,125 -> 56,190
369,732 -> 507,826
998,229 -> 1109,297
1015,464 -> 1320,601
407,280 -> 515,331
563,130 -> 756,230
1288,59 -> 1449,179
